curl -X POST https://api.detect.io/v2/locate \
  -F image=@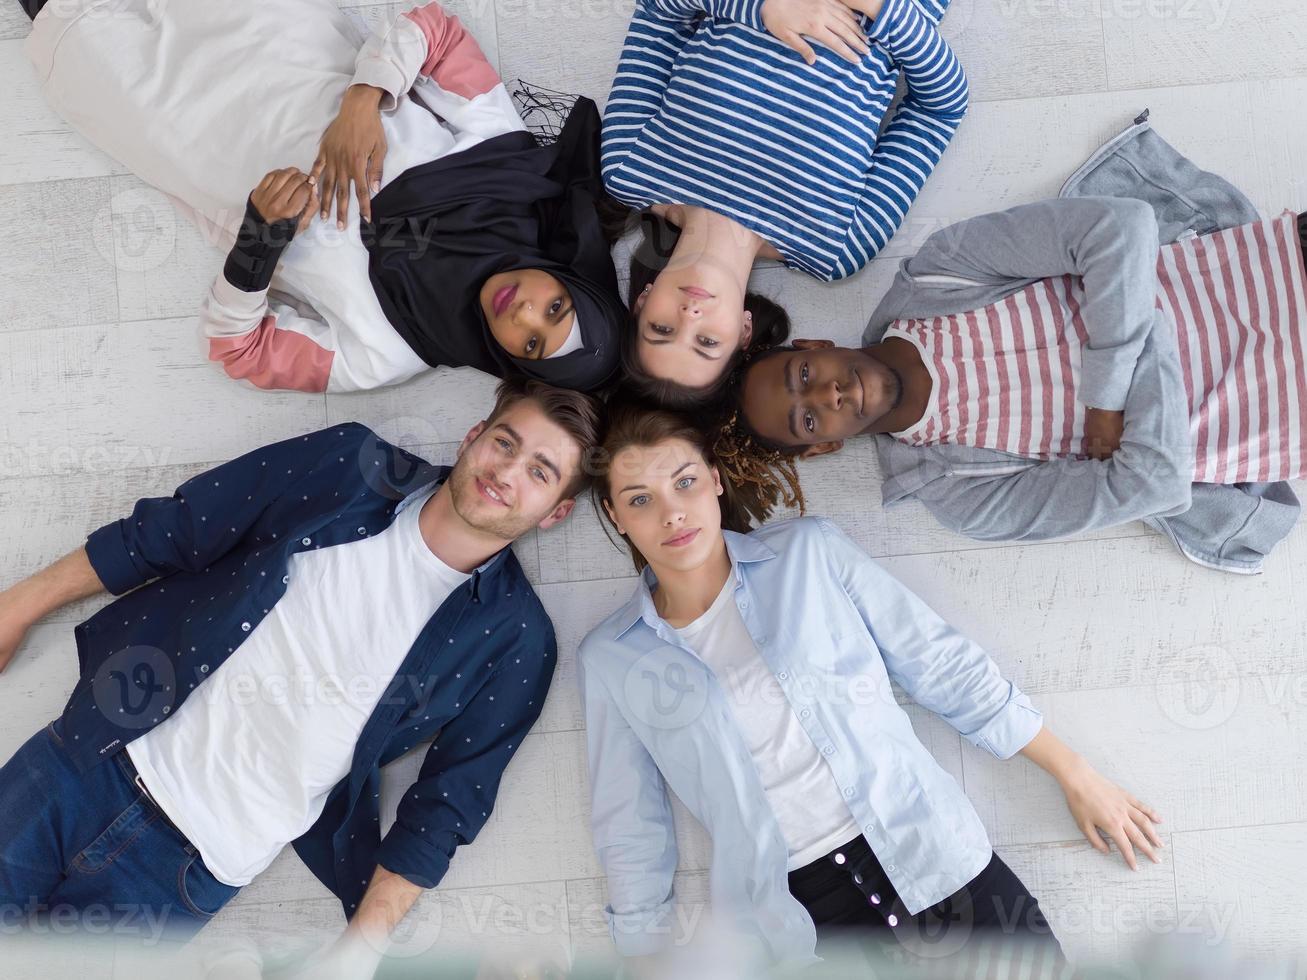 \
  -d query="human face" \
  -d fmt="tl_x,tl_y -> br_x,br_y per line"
633,266 -> 752,388
740,340 -> 901,454
480,269 -> 578,360
448,400 -> 584,540
602,438 -> 726,574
